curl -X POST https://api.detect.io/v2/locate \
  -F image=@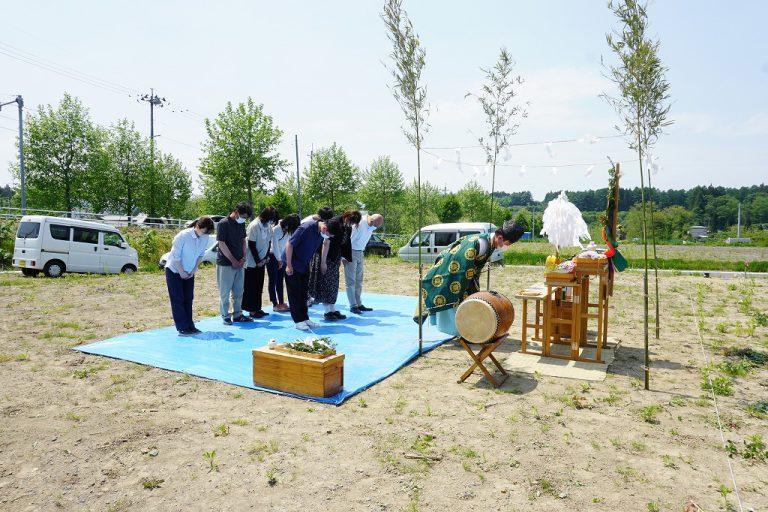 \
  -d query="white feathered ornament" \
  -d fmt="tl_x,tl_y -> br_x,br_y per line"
540,191 -> 591,255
